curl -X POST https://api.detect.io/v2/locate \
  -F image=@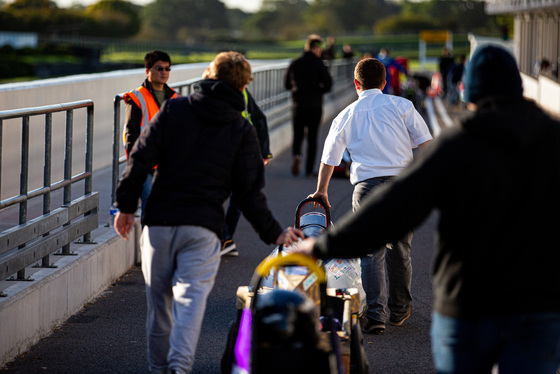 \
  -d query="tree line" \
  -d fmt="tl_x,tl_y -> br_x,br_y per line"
0,0 -> 508,42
